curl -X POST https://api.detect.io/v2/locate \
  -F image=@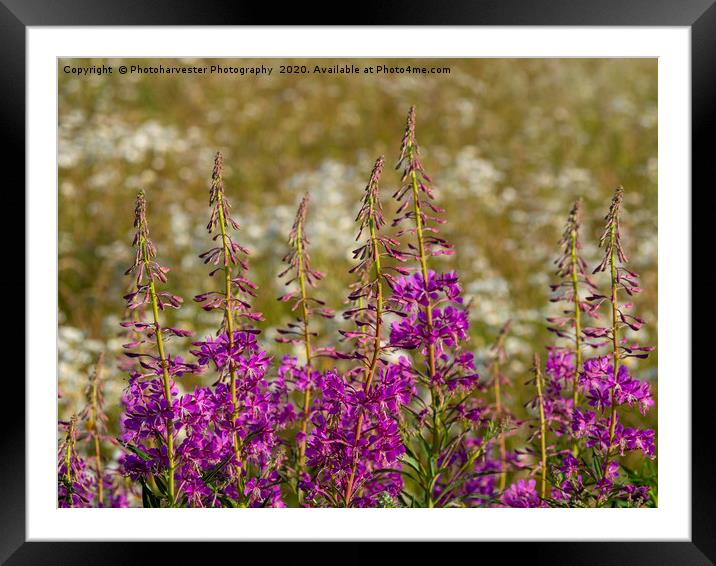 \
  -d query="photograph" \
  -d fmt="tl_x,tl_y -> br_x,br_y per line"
57,56 -> 658,509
